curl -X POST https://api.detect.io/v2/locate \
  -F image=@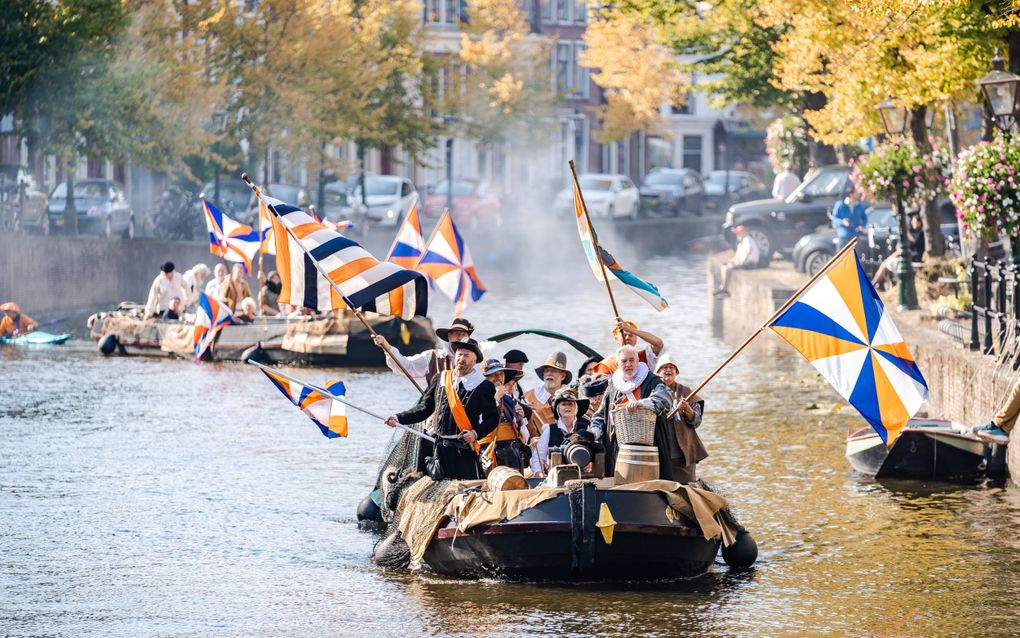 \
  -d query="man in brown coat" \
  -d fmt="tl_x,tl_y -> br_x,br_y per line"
223,263 -> 253,313
656,354 -> 708,482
